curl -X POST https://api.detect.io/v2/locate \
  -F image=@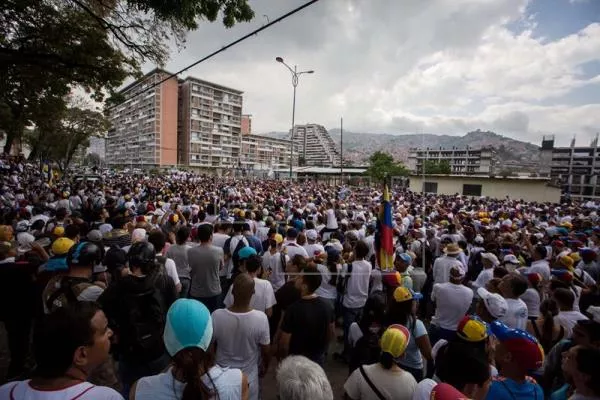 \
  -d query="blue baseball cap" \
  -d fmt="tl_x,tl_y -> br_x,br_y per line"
163,299 -> 213,357
238,246 -> 257,260
395,251 -> 412,265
